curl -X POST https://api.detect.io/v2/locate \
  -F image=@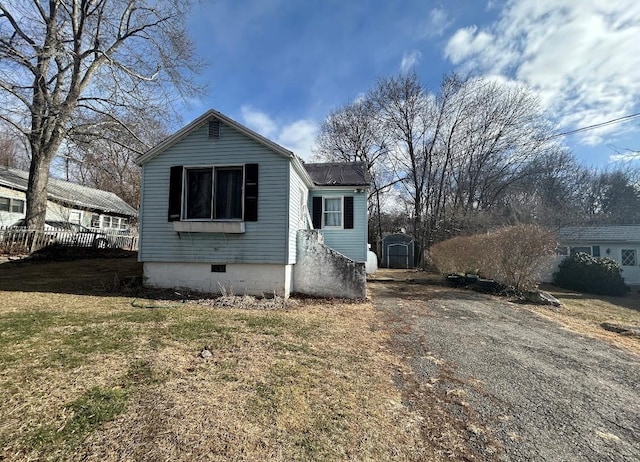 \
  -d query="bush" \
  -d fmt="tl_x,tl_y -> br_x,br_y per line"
429,224 -> 556,292
553,253 -> 628,296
